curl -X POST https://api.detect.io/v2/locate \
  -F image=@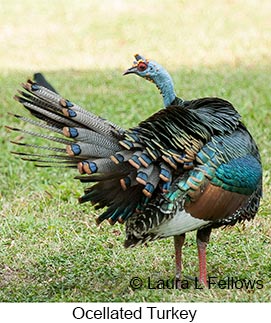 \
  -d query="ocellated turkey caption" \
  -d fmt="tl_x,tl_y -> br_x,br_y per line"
8,58 -> 262,286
